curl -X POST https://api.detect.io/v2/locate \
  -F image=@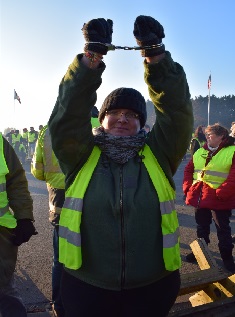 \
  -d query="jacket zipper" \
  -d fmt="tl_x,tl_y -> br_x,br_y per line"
120,165 -> 125,288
